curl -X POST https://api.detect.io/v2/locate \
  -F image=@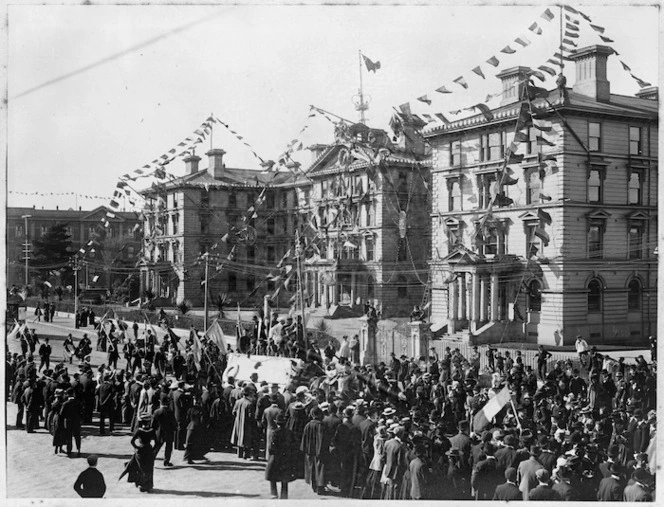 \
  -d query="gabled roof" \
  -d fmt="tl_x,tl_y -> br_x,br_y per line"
442,244 -> 483,264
